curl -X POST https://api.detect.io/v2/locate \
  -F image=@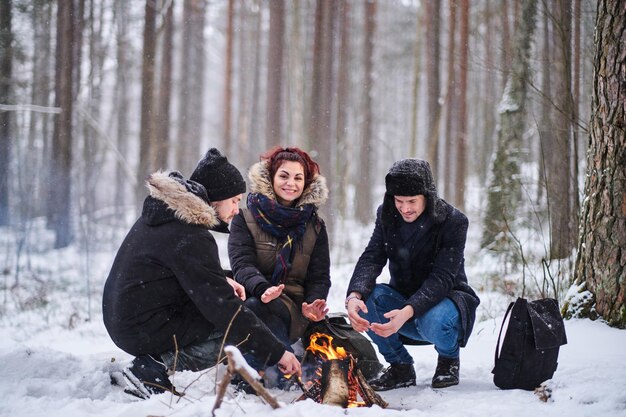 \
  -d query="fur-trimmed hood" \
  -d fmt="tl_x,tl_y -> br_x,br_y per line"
247,161 -> 329,208
144,171 -> 220,228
